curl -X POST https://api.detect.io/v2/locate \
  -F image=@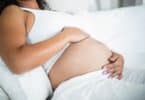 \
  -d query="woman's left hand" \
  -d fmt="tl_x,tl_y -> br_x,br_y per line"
102,51 -> 124,80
